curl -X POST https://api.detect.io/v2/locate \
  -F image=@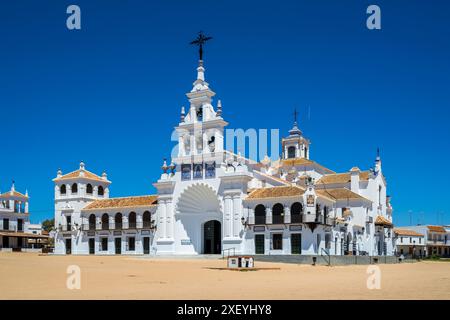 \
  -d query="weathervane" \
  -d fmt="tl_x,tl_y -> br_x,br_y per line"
190,31 -> 212,61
